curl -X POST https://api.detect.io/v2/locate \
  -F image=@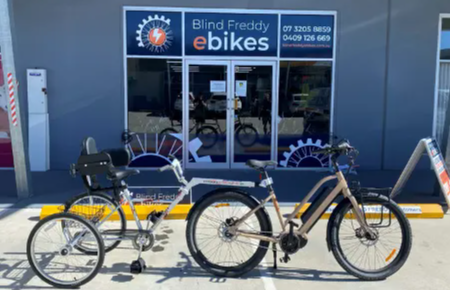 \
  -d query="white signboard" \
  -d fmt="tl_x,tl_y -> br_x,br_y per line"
235,81 -> 247,97
391,138 -> 450,209
425,139 -> 450,204
210,81 -> 226,93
